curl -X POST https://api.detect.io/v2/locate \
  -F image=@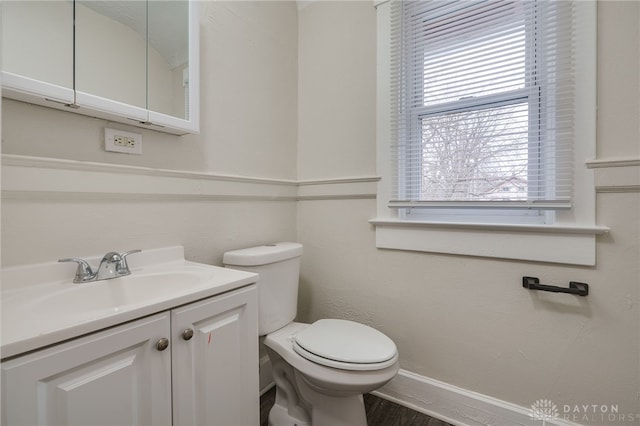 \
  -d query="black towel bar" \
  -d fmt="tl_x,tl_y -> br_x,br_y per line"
522,276 -> 589,296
